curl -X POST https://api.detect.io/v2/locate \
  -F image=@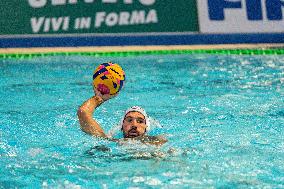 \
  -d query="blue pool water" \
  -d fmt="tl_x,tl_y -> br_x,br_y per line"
0,54 -> 284,188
